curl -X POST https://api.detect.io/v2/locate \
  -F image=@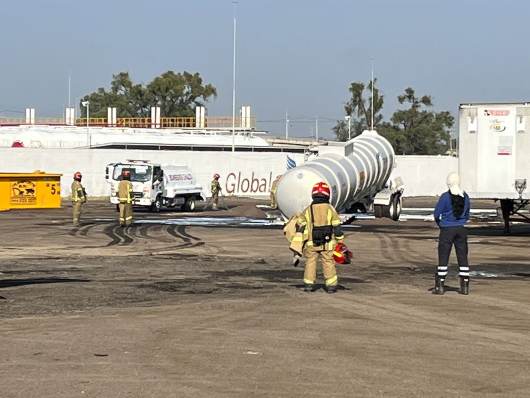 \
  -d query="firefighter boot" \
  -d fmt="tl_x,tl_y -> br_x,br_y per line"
292,254 -> 301,267
326,285 -> 337,294
433,276 -> 445,295
460,277 -> 469,295
304,283 -> 315,292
